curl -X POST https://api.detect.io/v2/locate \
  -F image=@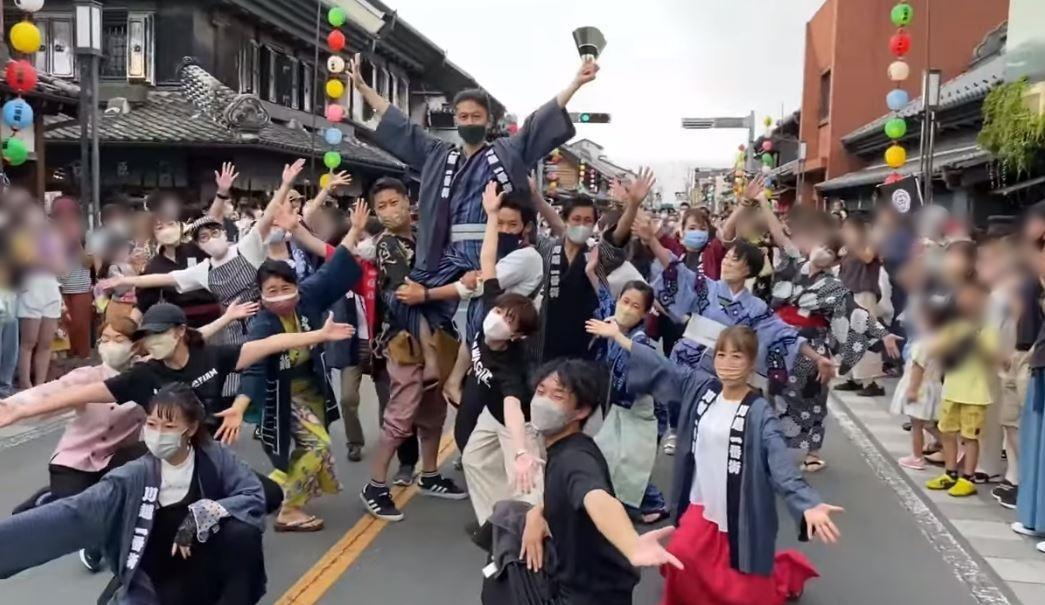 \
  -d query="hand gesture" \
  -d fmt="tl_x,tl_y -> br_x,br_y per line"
320,312 -> 356,342
460,270 -> 480,291
629,527 -> 684,570
815,355 -> 837,384
482,181 -> 503,216
223,298 -> 259,322
743,174 -> 767,205
346,53 -> 366,90
213,405 -> 245,445
395,277 -> 427,306
97,276 -> 128,292
883,333 -> 903,359
632,211 -> 655,242
574,58 -> 600,87
282,159 -> 306,186
171,513 -> 198,559
585,318 -> 621,340
623,167 -> 656,208
804,503 -> 844,544
350,199 -> 370,232
327,171 -> 352,190
214,162 -> 239,195
513,451 -> 541,494
519,509 -> 550,572
273,199 -> 301,233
